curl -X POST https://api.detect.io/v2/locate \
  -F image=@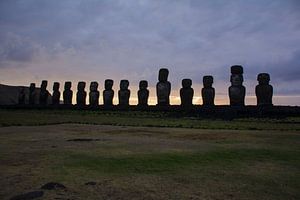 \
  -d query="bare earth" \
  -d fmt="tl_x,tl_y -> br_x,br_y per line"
0,124 -> 299,200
